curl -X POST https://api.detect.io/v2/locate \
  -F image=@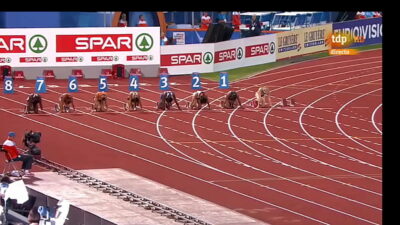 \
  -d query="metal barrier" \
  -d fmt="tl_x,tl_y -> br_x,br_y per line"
34,157 -> 212,225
